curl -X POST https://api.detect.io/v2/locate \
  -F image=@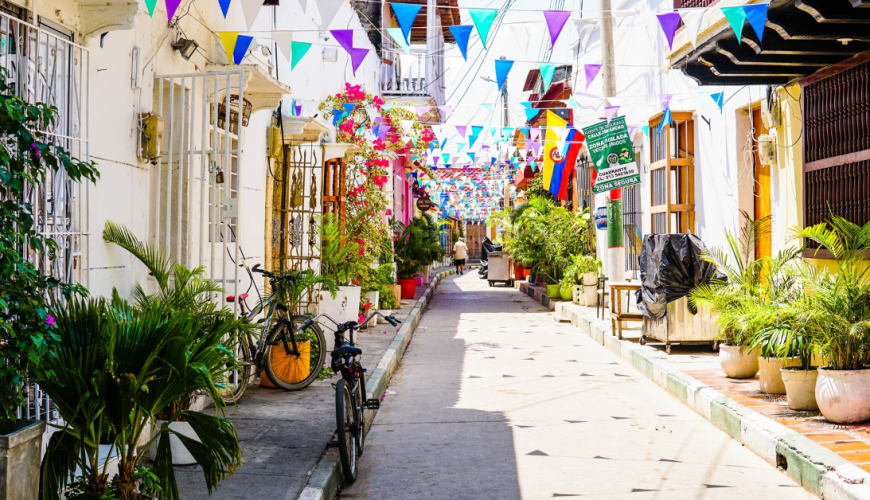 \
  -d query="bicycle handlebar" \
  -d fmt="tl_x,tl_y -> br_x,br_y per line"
304,311 -> 402,332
